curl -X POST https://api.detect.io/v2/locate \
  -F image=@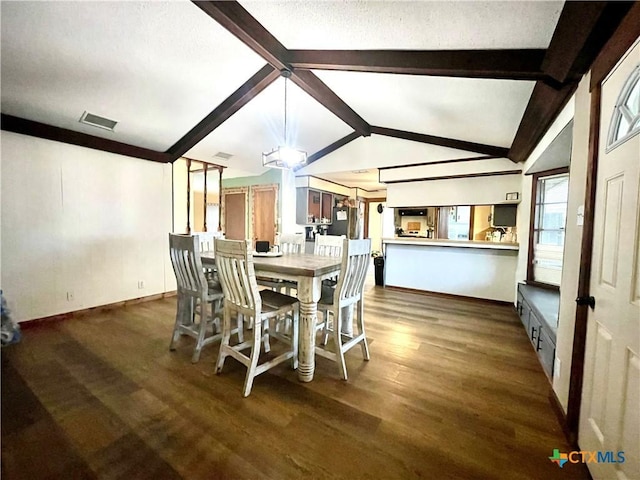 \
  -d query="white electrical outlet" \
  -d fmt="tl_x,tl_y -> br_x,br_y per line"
138,280 -> 145,289
66,291 -> 74,301
554,358 -> 561,379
